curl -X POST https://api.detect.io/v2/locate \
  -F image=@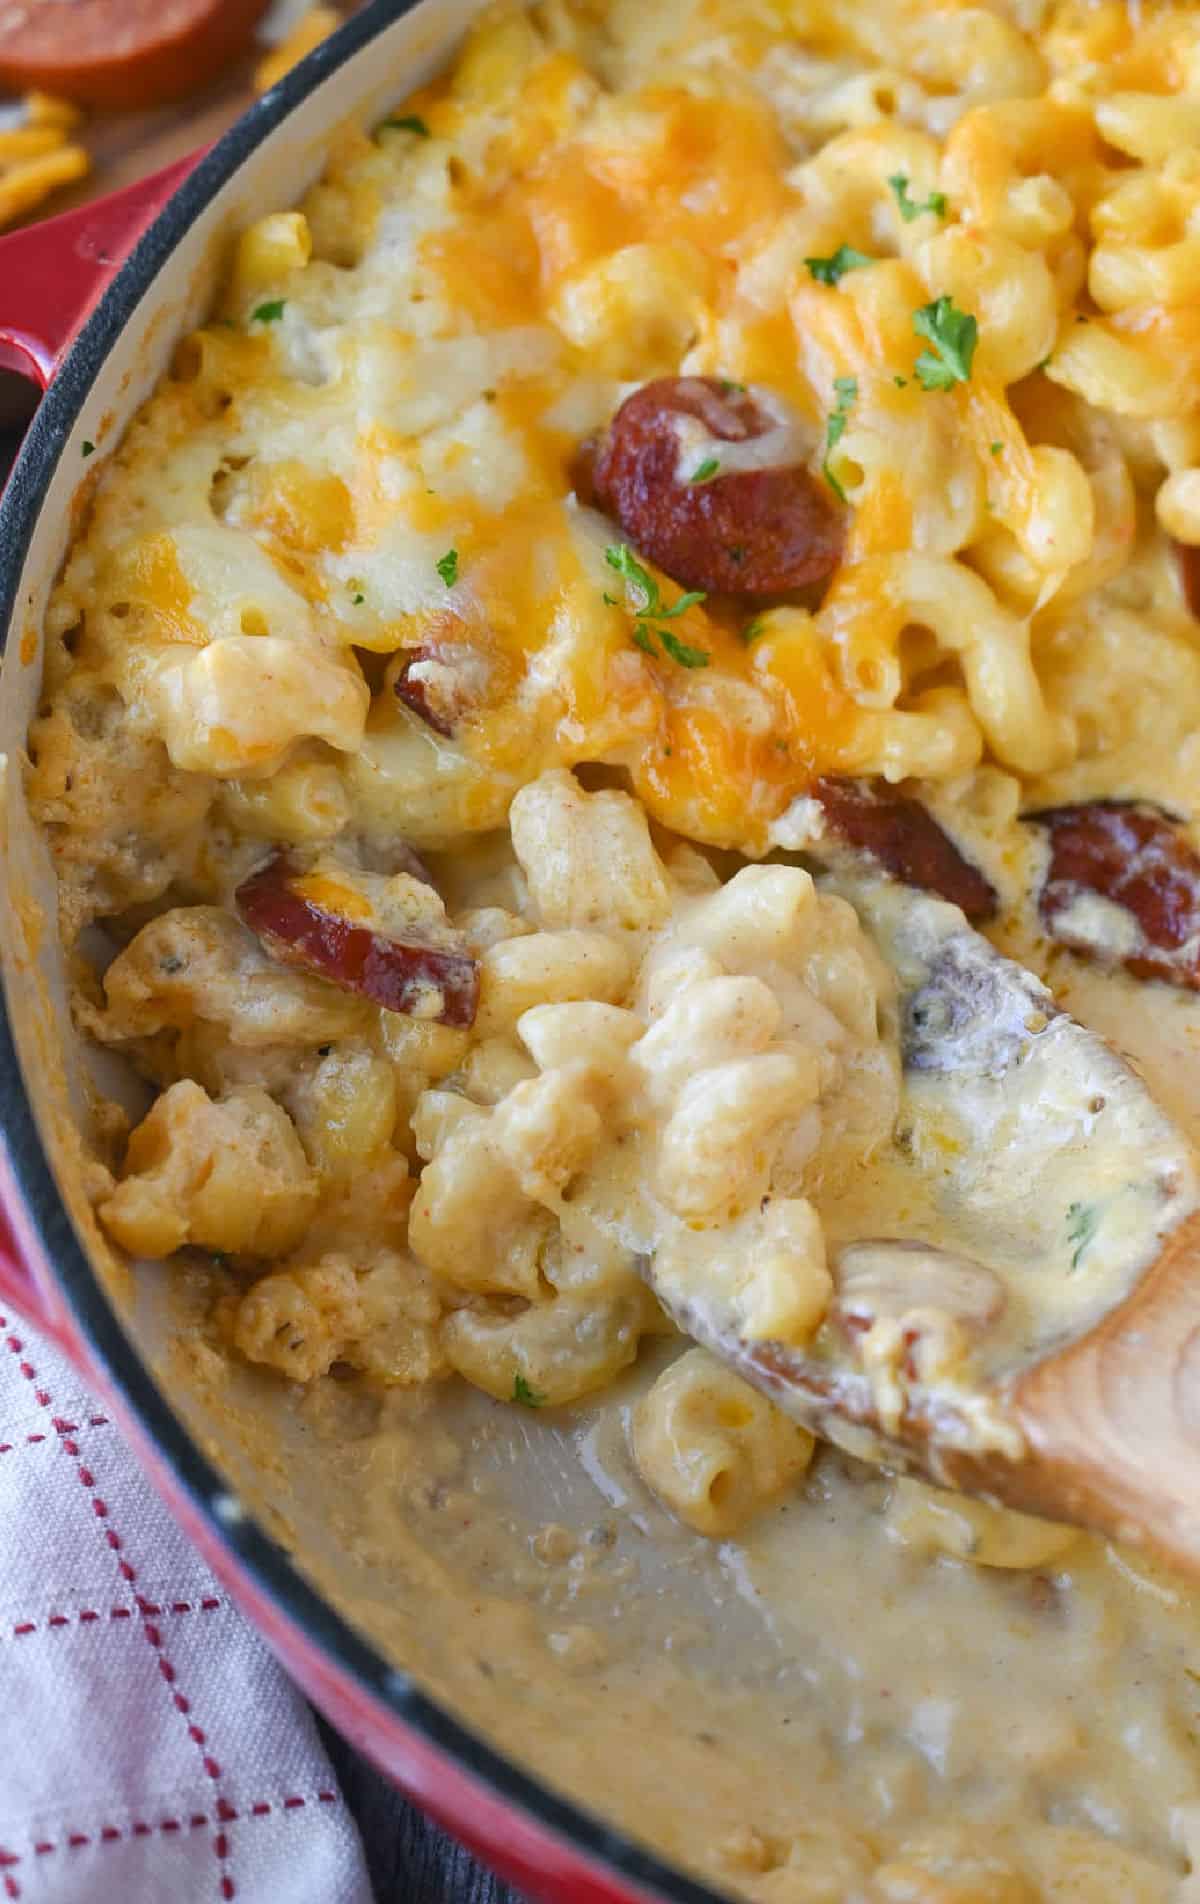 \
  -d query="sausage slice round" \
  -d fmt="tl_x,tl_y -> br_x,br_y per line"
1028,800 -> 1200,990
590,377 -> 844,598
0,0 -> 271,109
